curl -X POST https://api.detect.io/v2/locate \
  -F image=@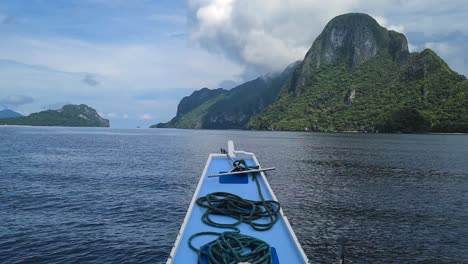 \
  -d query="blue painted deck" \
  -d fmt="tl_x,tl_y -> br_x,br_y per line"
171,155 -> 307,263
